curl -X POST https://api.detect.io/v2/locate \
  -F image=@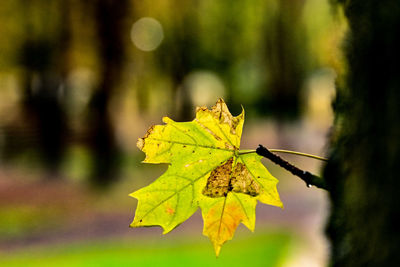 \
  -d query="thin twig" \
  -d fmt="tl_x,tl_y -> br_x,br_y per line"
238,149 -> 327,161
256,145 -> 327,190
269,149 -> 328,161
